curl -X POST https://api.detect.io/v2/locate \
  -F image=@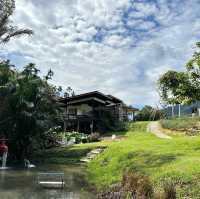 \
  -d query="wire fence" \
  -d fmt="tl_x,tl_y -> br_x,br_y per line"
164,103 -> 200,119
